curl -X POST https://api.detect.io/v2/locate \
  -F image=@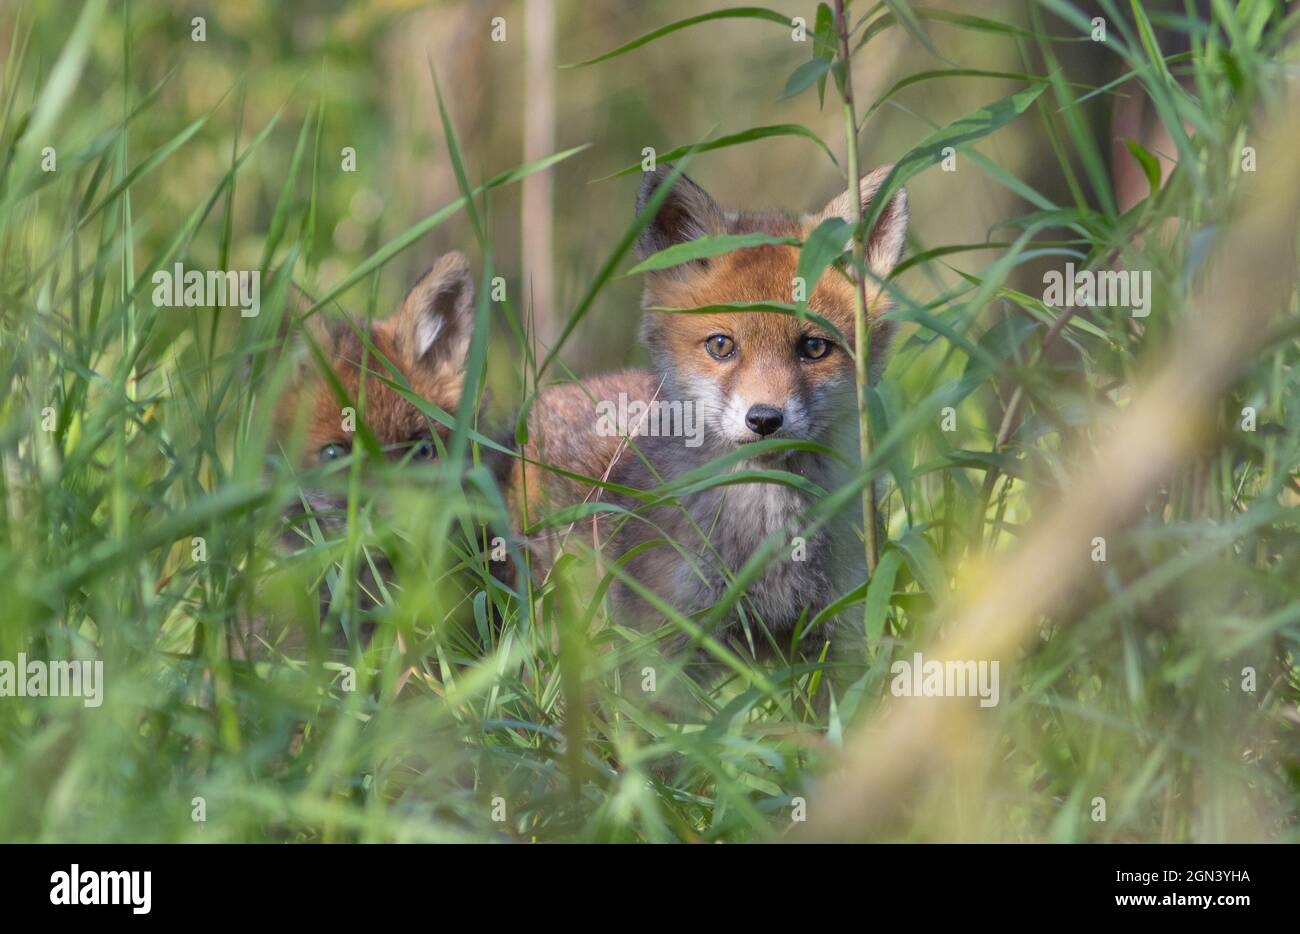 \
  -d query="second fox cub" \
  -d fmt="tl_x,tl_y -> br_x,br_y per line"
231,251 -> 479,660
518,165 -> 908,657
